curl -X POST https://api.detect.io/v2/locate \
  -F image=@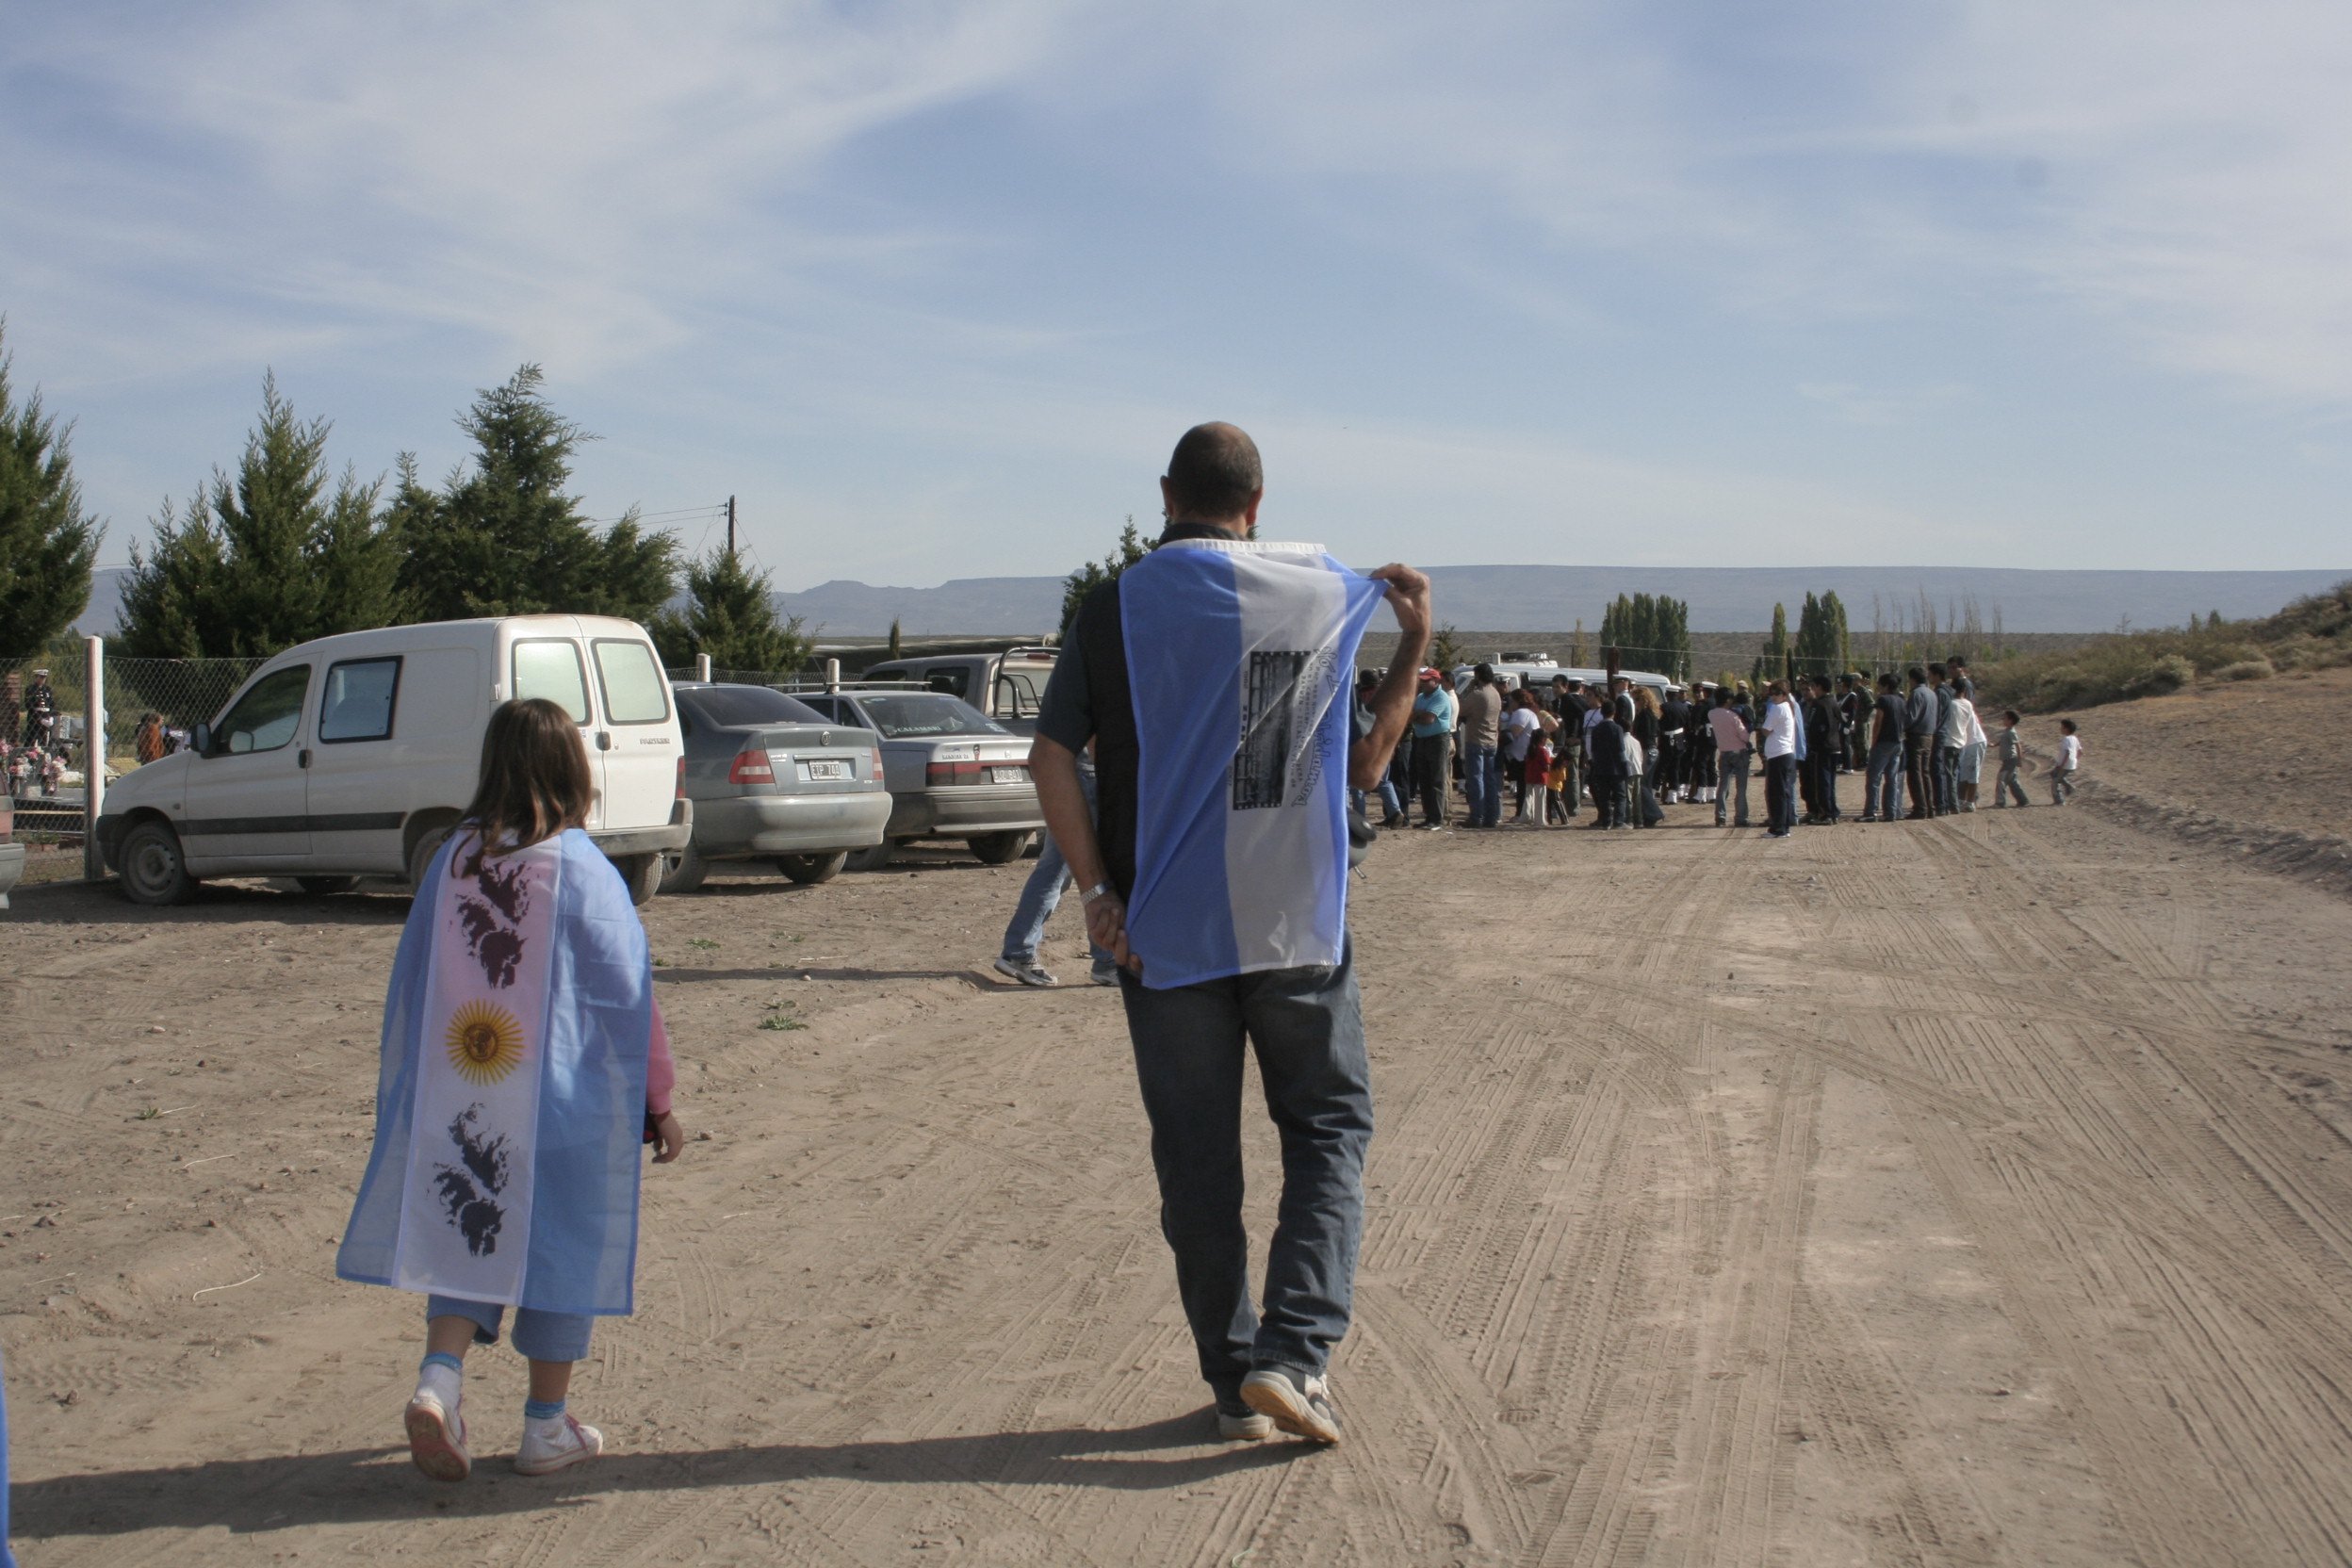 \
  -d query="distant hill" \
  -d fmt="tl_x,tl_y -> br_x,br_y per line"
767,565 -> 2348,637
71,562 -> 2348,638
